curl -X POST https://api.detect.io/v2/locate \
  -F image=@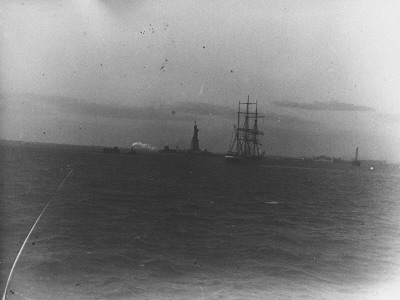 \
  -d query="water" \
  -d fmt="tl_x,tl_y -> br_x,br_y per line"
1,142 -> 400,299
